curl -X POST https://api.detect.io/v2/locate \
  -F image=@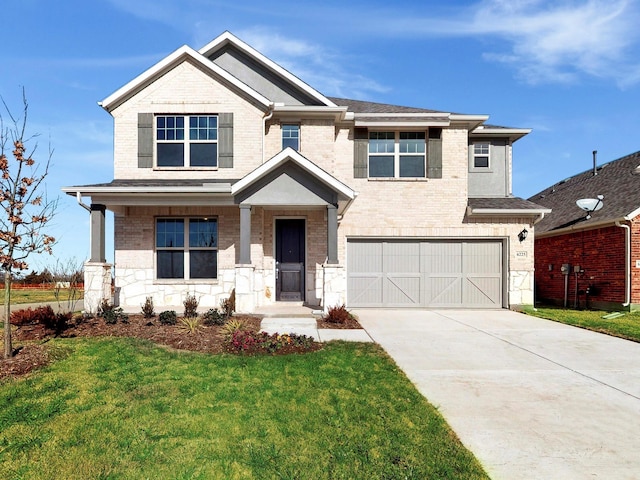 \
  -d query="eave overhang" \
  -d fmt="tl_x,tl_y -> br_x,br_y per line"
272,105 -> 350,122
471,127 -> 532,143
466,198 -> 551,224
466,207 -> 552,216
61,182 -> 235,208
354,112 -> 451,128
